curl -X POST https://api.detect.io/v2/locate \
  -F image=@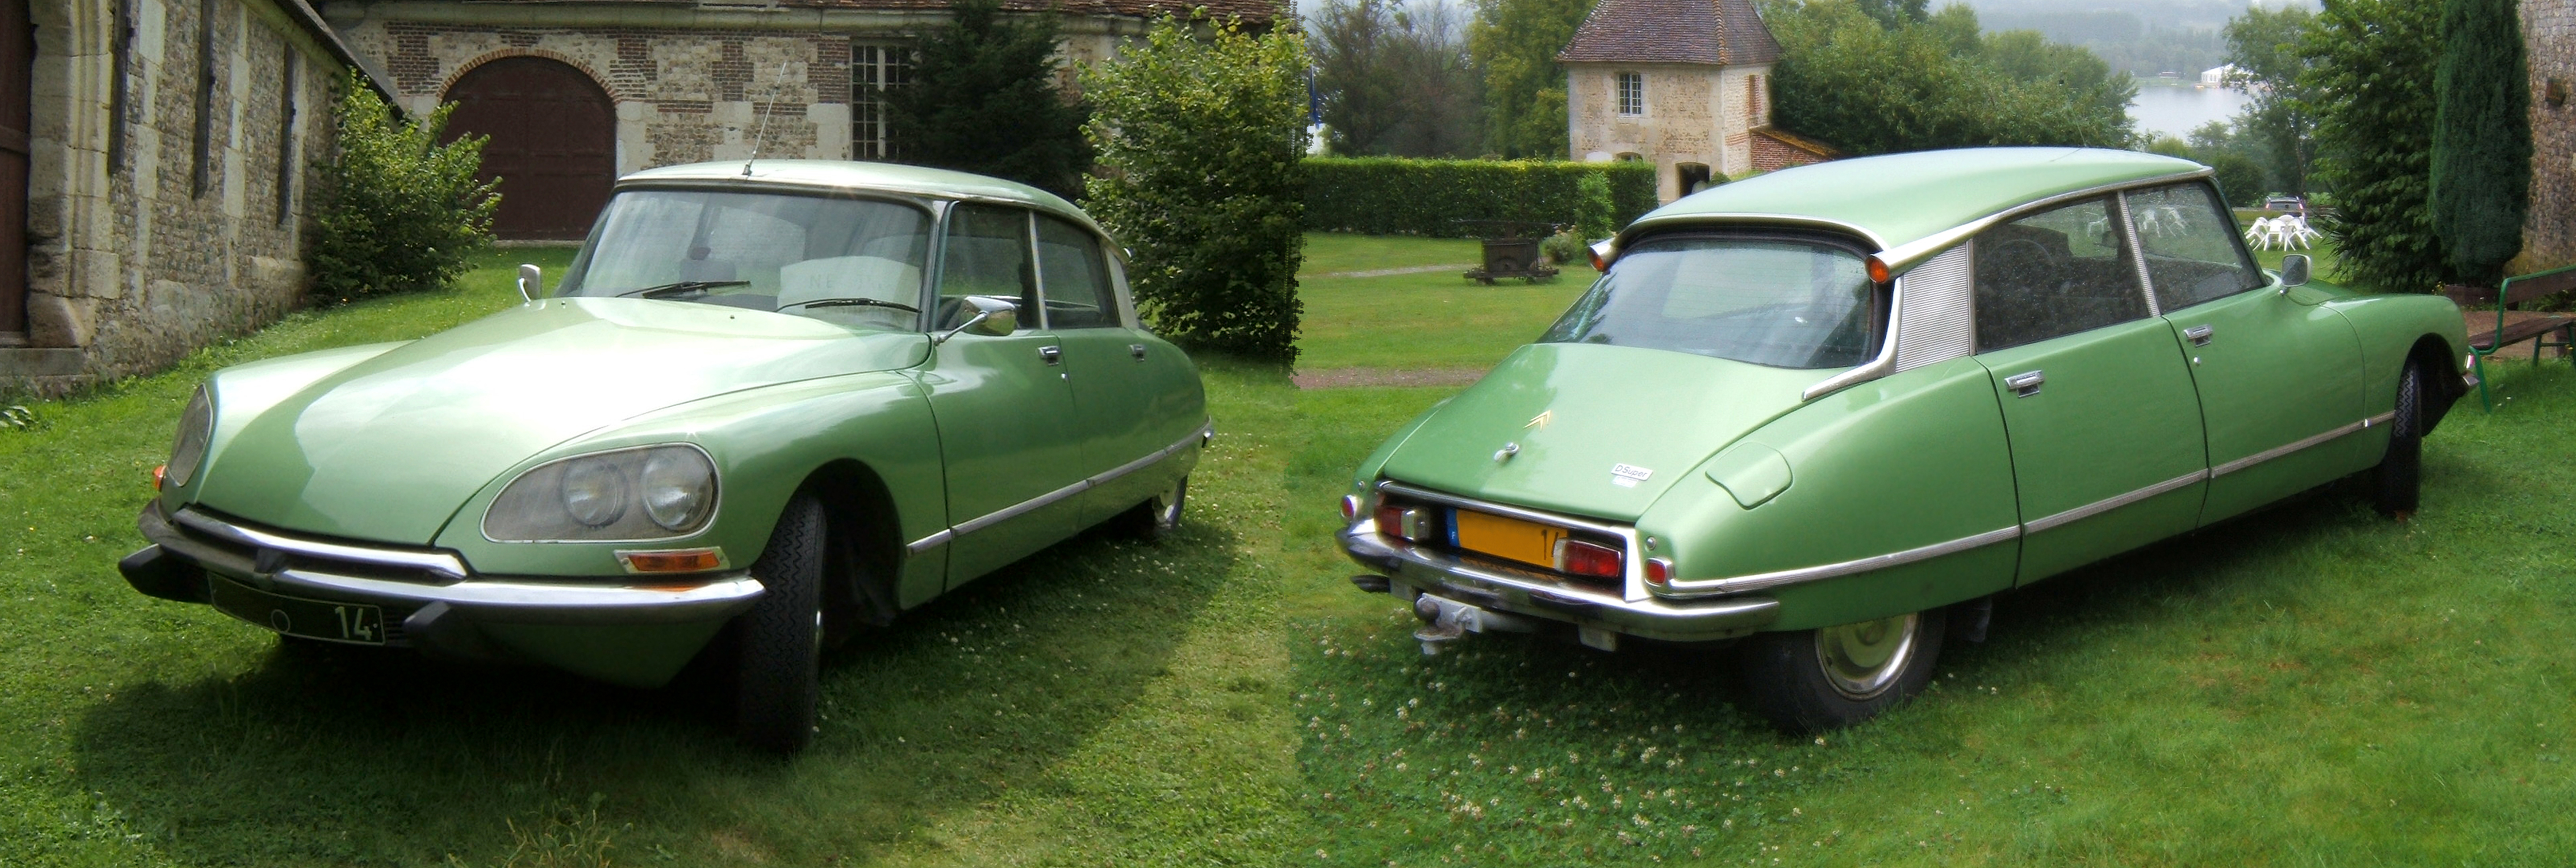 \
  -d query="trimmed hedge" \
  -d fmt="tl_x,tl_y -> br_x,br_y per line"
1304,157 -> 1661,238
